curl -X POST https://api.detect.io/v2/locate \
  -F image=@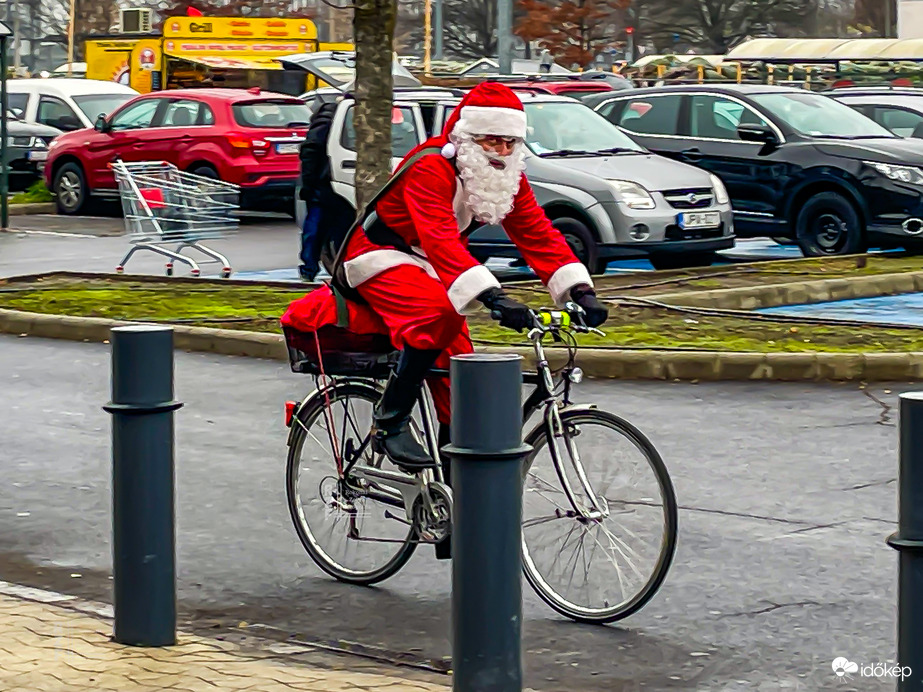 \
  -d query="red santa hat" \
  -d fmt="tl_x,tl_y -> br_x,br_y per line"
442,82 -> 527,145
